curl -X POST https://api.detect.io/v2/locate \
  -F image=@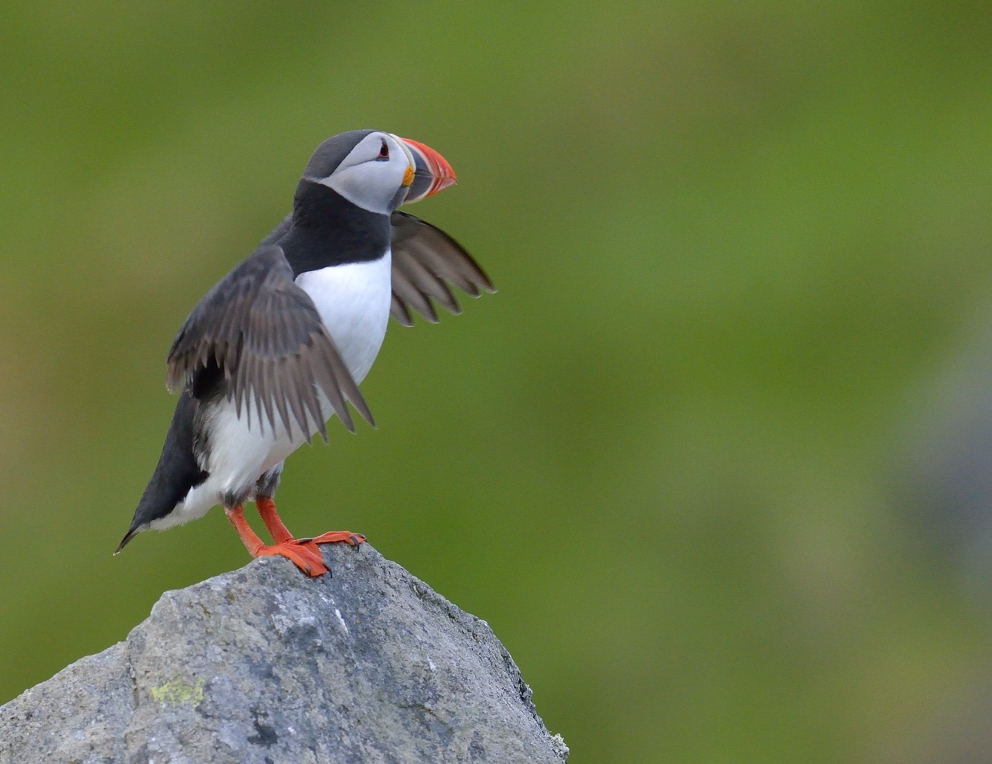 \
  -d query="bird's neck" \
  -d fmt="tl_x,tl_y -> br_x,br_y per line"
282,181 -> 391,277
